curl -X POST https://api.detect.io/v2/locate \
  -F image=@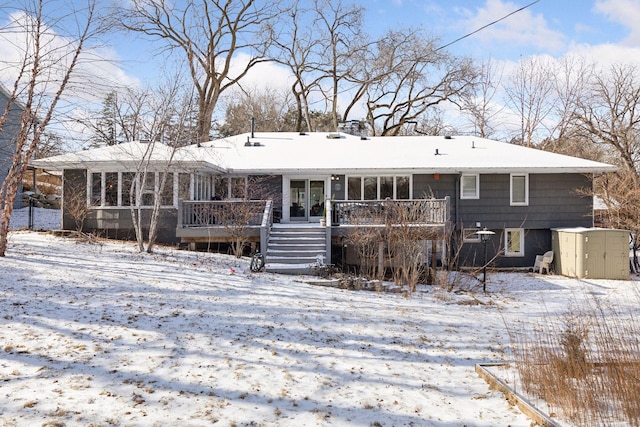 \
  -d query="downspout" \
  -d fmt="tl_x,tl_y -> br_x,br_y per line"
455,174 -> 460,230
